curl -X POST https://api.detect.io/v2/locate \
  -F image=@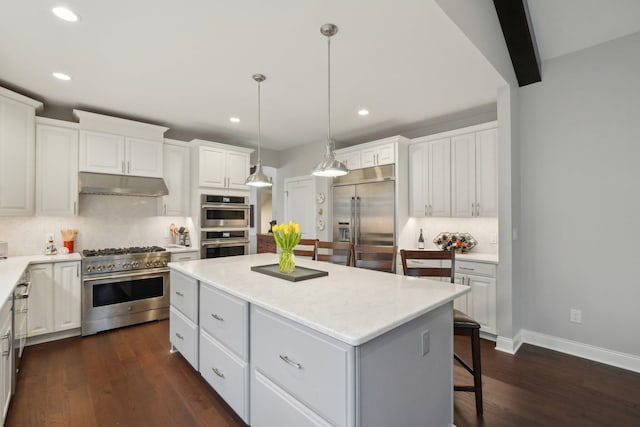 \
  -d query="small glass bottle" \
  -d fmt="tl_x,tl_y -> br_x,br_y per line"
418,228 -> 425,249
